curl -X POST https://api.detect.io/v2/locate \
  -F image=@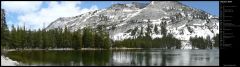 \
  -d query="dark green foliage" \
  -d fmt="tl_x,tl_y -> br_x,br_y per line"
146,23 -> 153,36
82,27 -> 94,48
3,24 -> 214,50
3,25 -> 110,49
113,33 -> 181,49
213,34 -> 219,48
111,25 -> 116,30
131,27 -> 138,36
187,26 -> 193,33
102,32 -> 110,49
94,33 -> 103,48
154,25 -> 159,34
126,29 -> 132,33
113,21 -> 181,49
139,27 -> 144,37
160,22 -> 167,37
189,36 -> 212,49
6,50 -> 111,66
1,11 -> 9,48
72,30 -> 82,50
